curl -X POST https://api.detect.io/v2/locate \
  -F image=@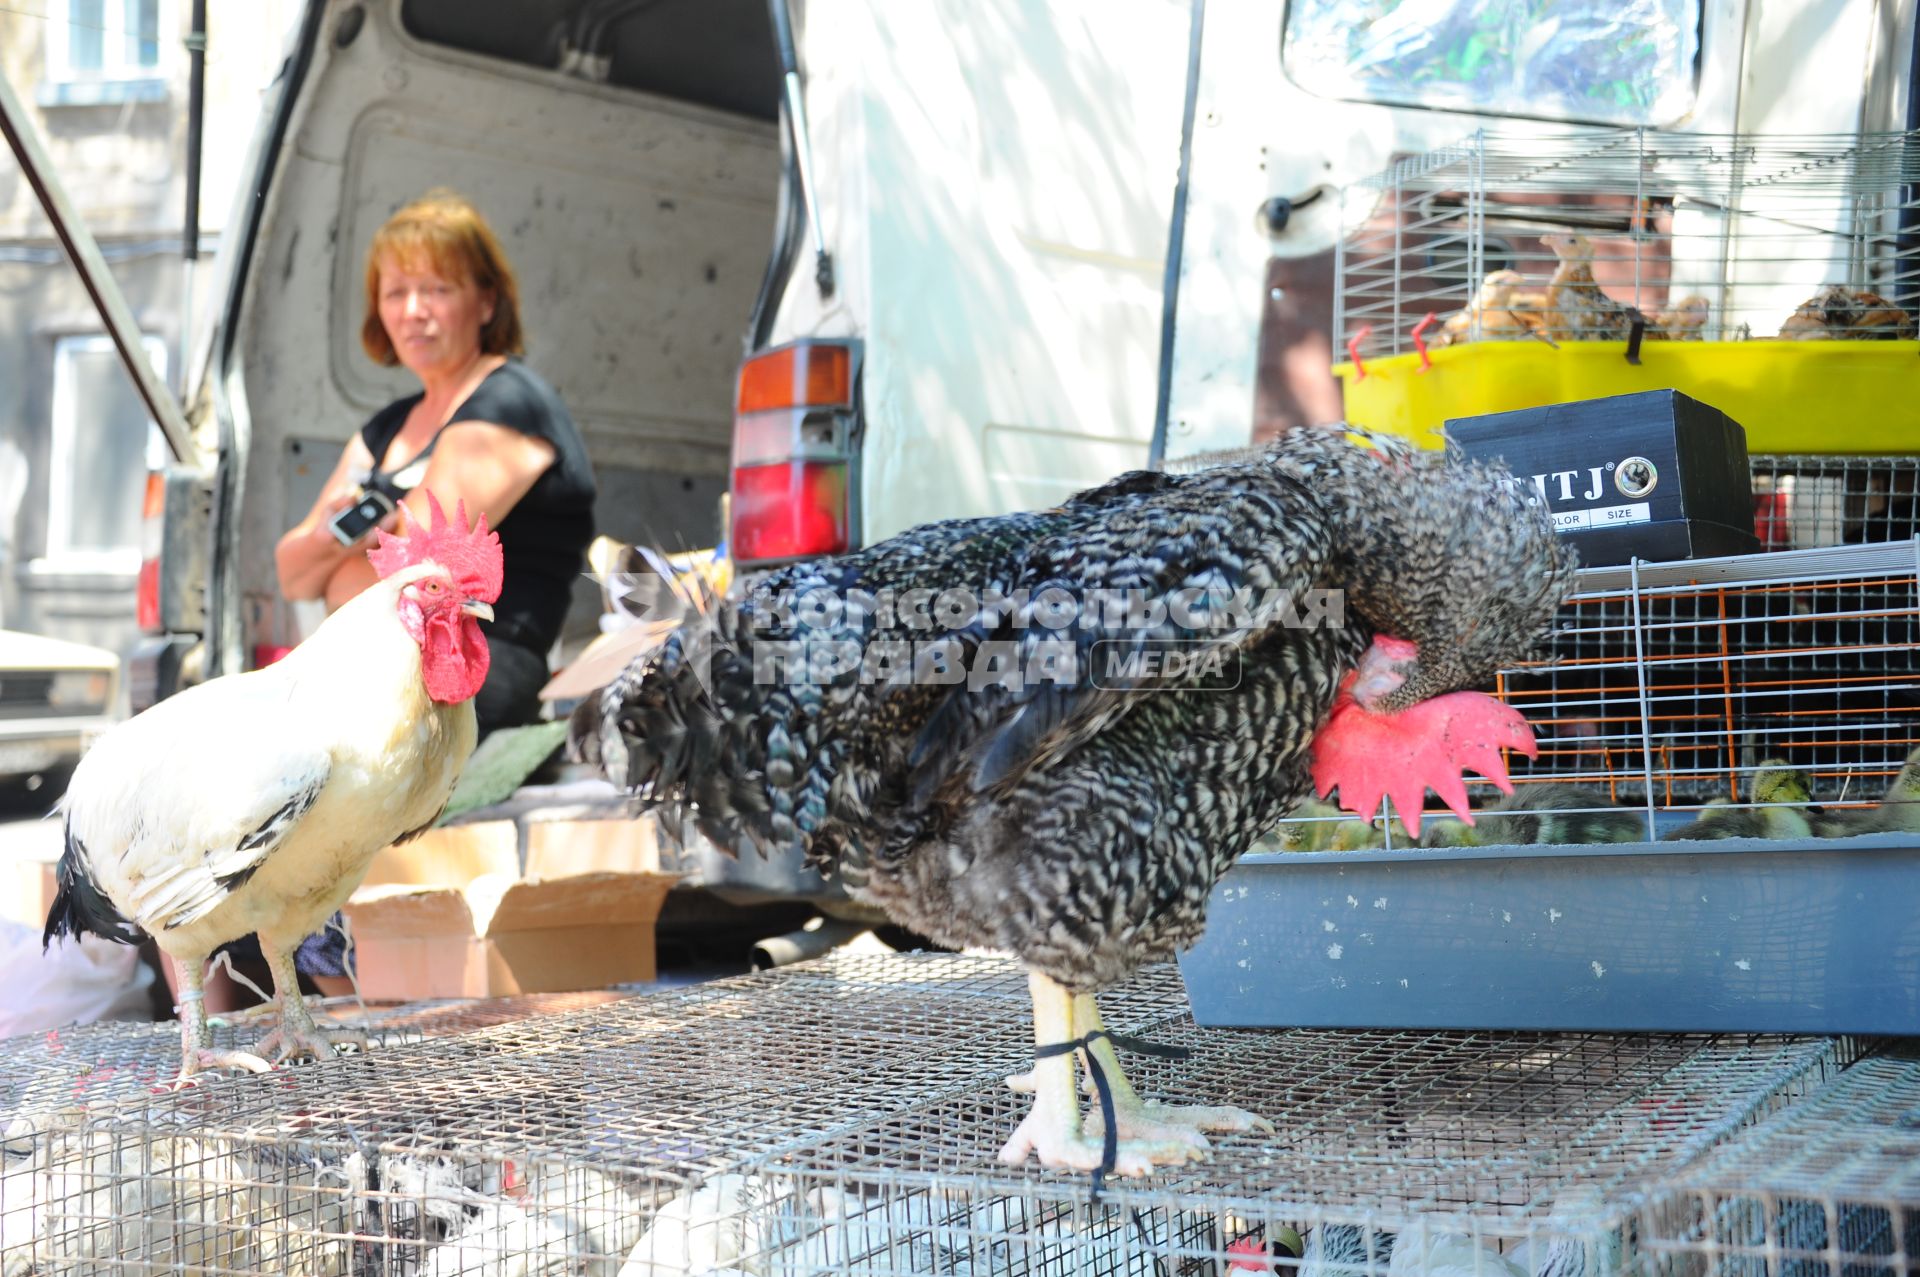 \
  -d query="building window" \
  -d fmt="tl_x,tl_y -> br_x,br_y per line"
43,334 -> 168,575
43,0 -> 168,105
